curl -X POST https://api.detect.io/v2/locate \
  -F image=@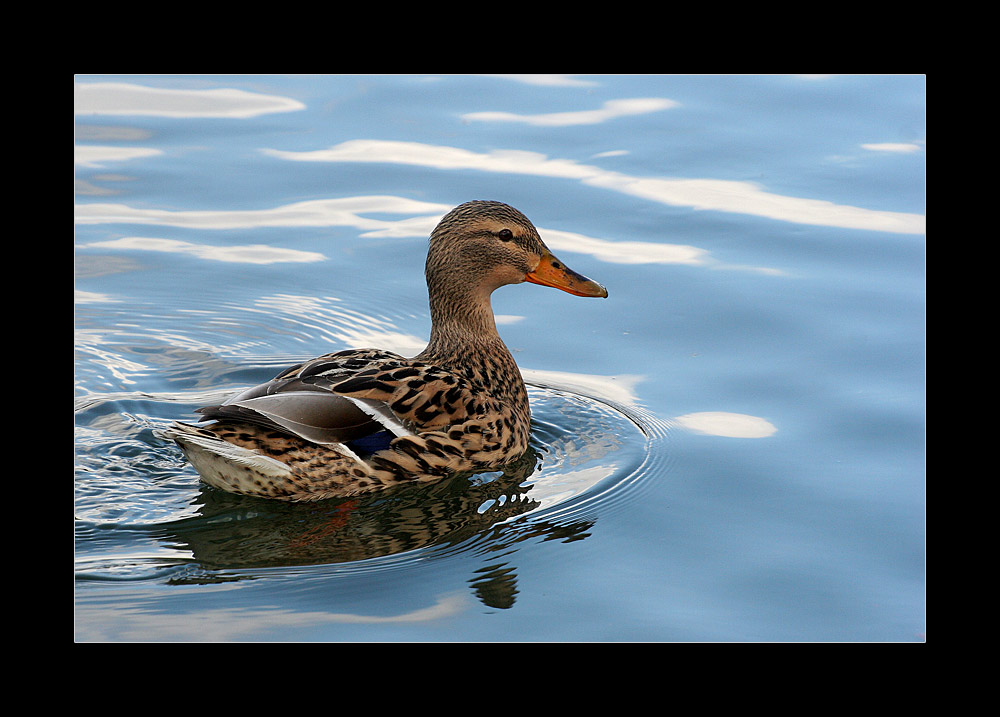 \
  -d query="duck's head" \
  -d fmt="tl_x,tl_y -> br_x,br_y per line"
426,200 -> 608,300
